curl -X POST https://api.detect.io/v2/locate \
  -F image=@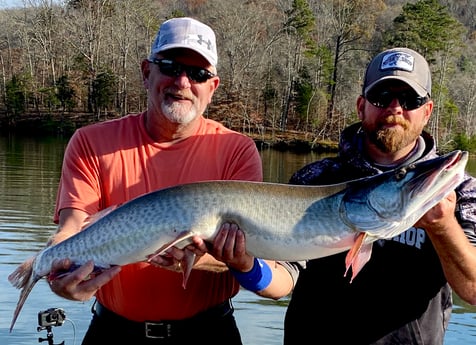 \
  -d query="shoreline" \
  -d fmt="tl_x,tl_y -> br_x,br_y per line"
1,113 -> 339,154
